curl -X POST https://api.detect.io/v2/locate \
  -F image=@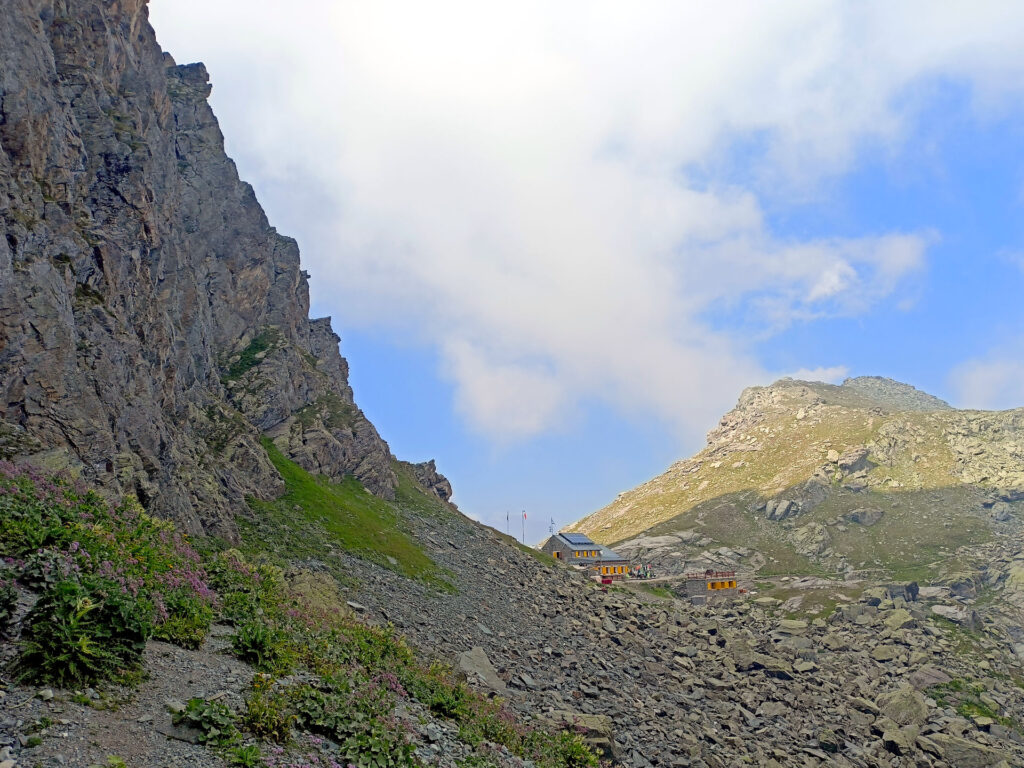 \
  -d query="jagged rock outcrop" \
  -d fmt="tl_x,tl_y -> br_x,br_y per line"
0,0 -> 407,538
840,376 -> 952,412
407,459 -> 455,504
